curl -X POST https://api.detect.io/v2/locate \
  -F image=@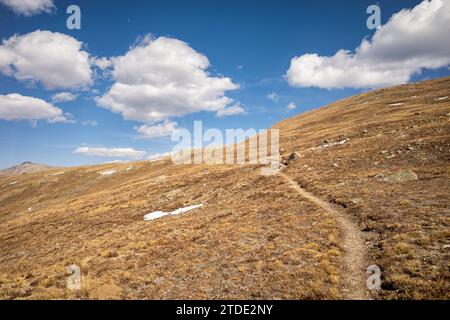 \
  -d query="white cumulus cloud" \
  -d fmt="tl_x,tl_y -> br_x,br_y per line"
0,93 -> 69,123
96,36 -> 239,123
216,104 -> 246,117
51,92 -> 78,103
0,30 -> 92,90
286,0 -> 450,89
73,147 -> 146,159
93,57 -> 112,70
135,120 -> 178,139
0,0 -> 54,16
287,102 -> 296,110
